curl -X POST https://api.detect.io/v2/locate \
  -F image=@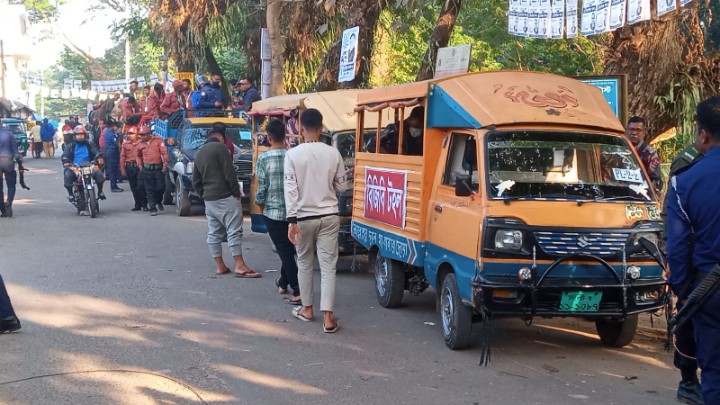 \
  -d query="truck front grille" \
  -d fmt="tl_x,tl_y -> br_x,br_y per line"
534,231 -> 630,256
